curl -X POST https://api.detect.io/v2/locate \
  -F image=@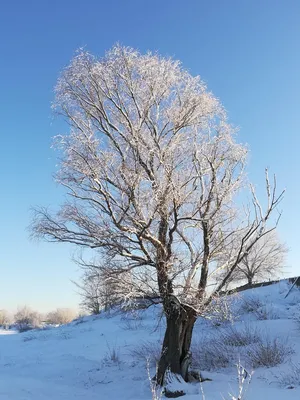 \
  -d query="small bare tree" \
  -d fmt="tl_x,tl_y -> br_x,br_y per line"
46,308 -> 77,325
31,45 -> 284,386
218,230 -> 288,286
14,306 -> 42,331
74,267 -> 122,314
74,269 -> 103,314
74,259 -> 157,314
0,310 -> 11,328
